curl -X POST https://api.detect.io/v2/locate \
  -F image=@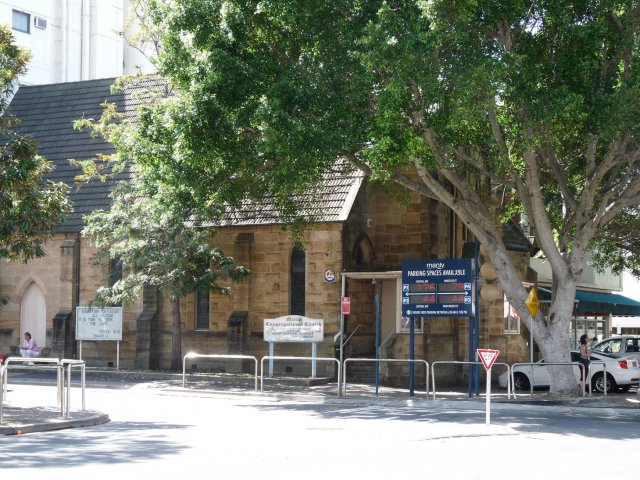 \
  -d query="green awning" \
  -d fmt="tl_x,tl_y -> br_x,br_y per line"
539,289 -> 640,316
574,290 -> 640,316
